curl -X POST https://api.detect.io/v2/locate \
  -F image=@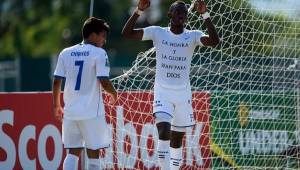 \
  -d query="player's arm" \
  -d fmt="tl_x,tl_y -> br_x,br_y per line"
121,0 -> 150,40
196,1 -> 220,47
52,53 -> 65,122
99,78 -> 117,104
52,78 -> 64,121
96,51 -> 117,104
